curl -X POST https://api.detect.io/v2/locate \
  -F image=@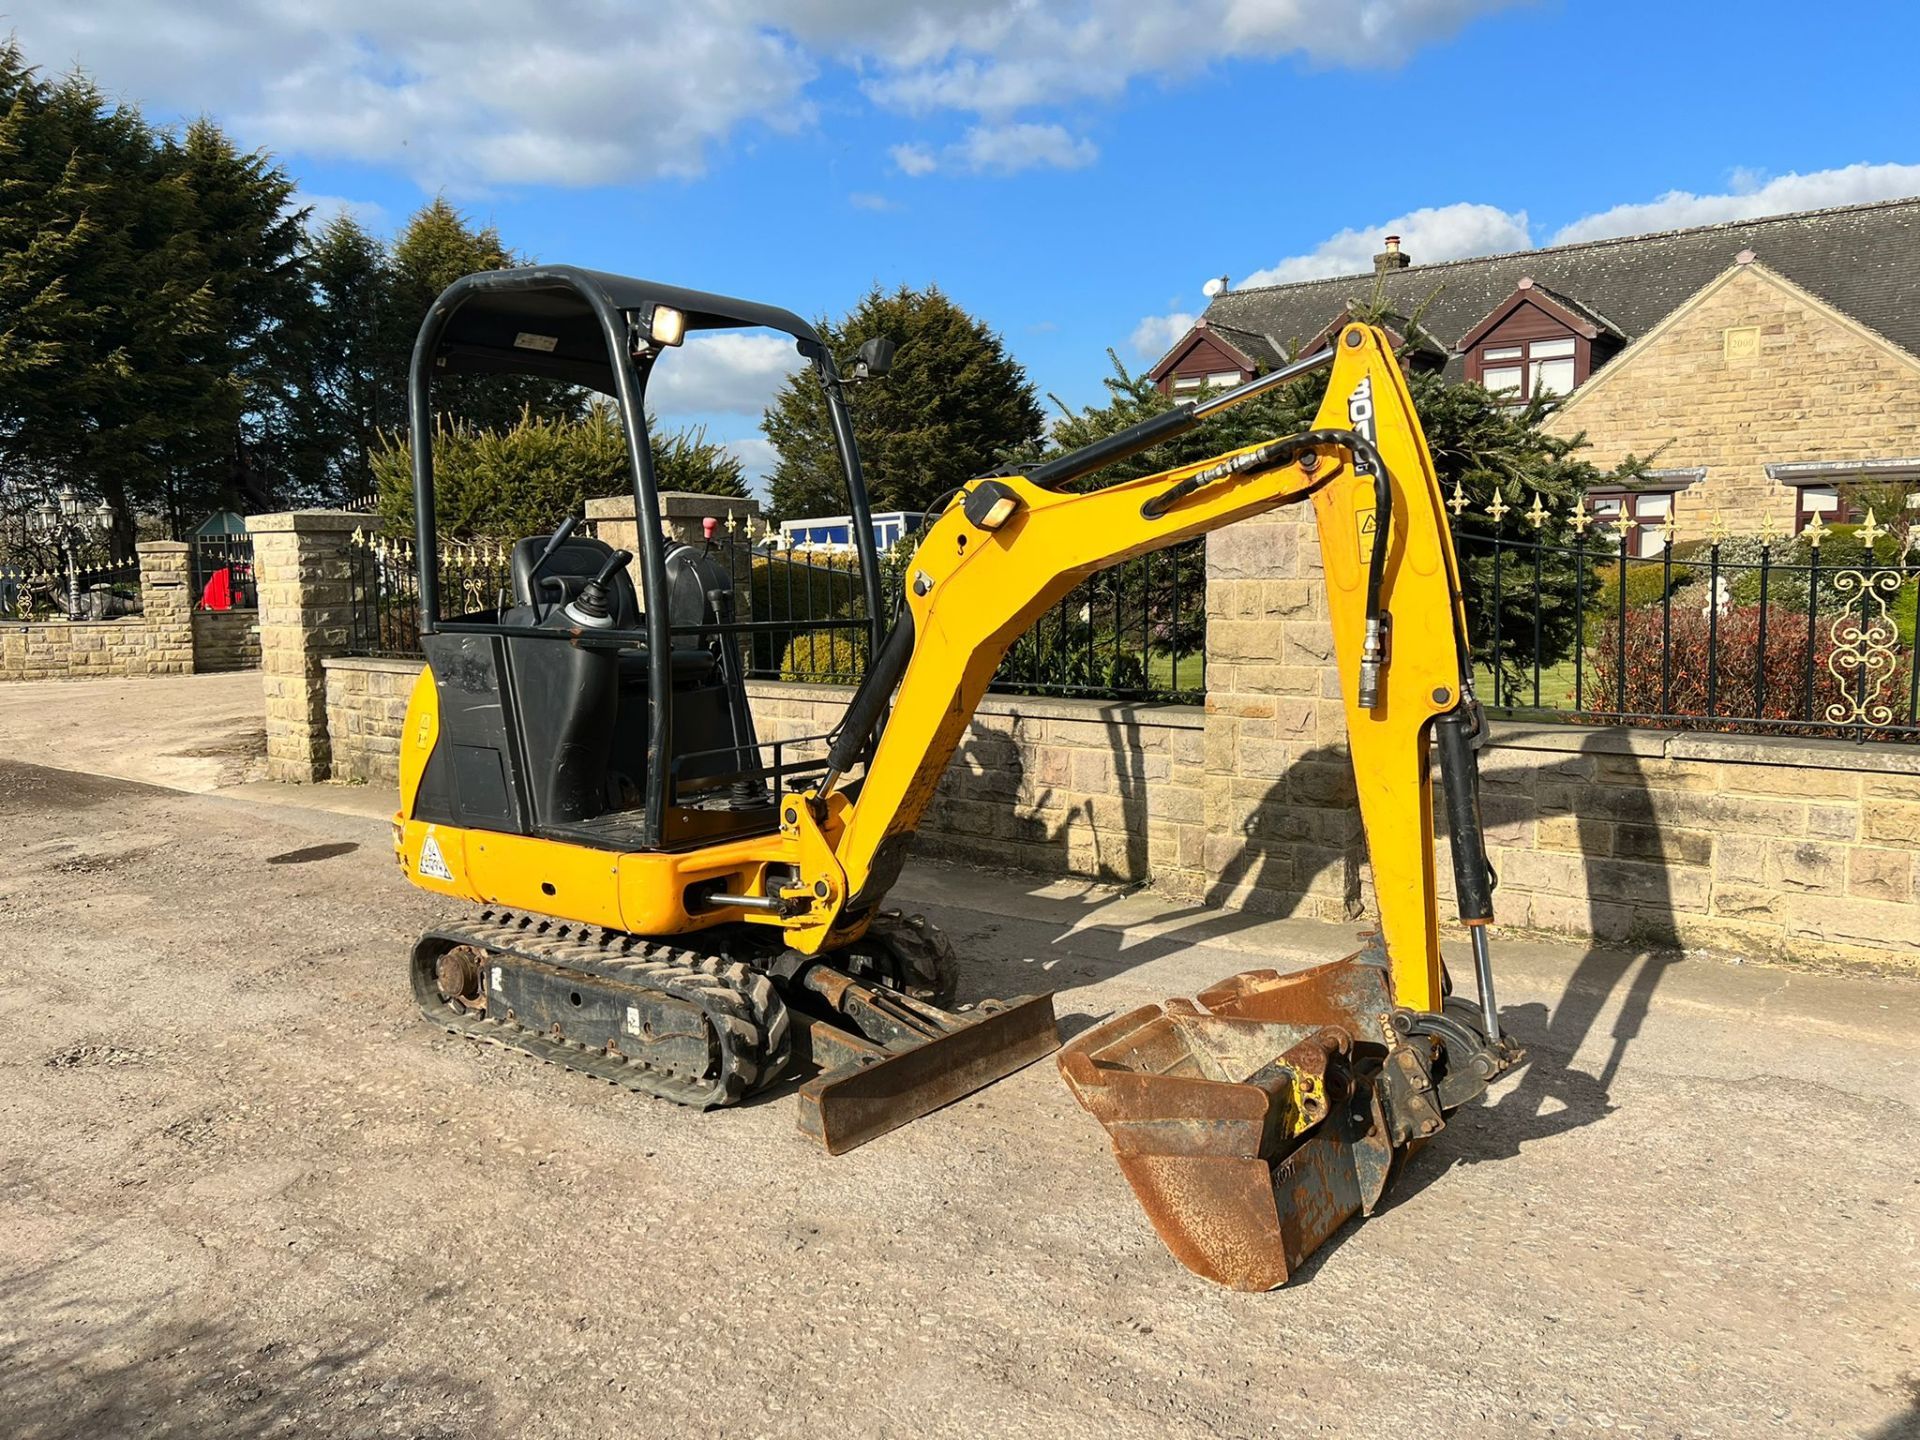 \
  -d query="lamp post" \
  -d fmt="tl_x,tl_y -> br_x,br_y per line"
27,487 -> 116,620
